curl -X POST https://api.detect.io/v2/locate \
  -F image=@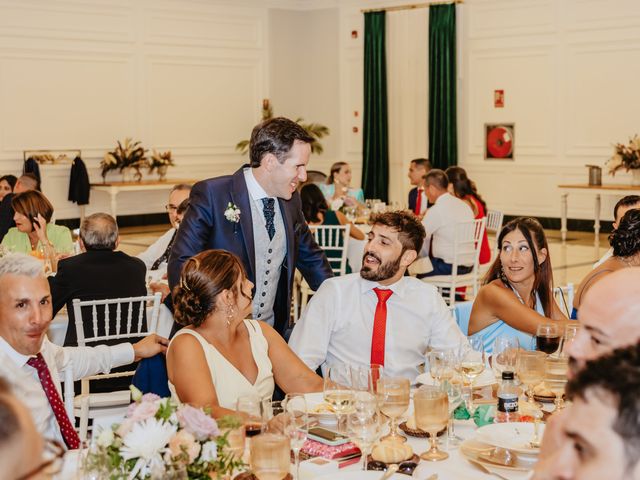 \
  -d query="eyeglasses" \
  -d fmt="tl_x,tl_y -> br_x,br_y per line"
16,438 -> 65,480
368,460 -> 418,475
165,204 -> 178,212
